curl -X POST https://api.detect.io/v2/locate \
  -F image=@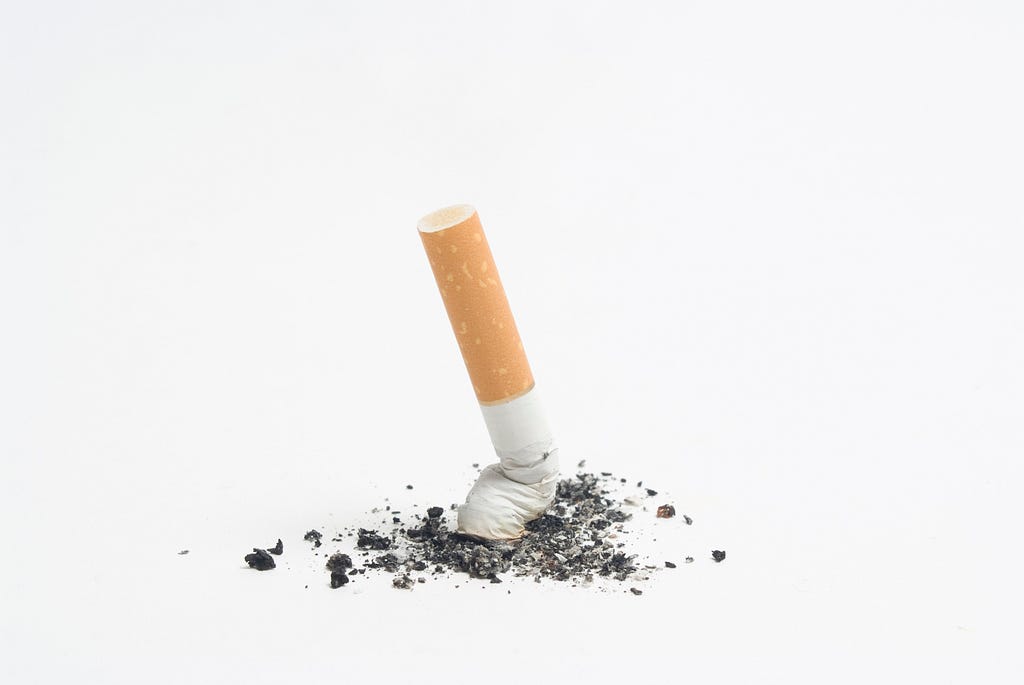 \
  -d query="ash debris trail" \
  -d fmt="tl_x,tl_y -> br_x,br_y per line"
328,472 -> 670,588
241,471 -> 717,591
